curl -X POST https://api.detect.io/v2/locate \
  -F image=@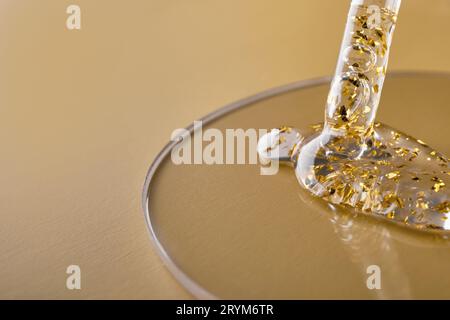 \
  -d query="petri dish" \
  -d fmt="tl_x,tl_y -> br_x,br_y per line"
143,72 -> 450,299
